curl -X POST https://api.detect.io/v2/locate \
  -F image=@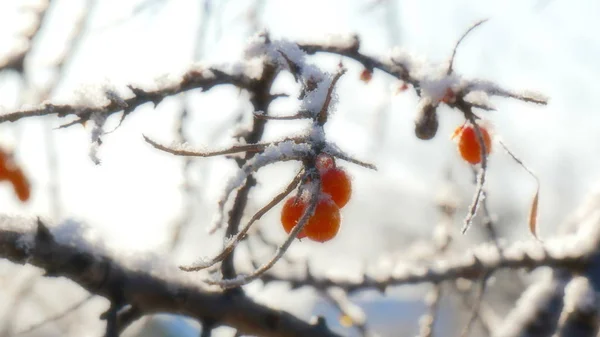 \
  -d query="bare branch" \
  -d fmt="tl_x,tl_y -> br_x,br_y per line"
447,19 -> 489,75
15,294 -> 94,336
317,68 -> 347,125
465,81 -> 548,105
206,179 -> 321,288
144,135 -> 272,157
299,37 -> 418,87
0,1 -> 51,73
180,171 -> 303,271
209,141 -> 312,234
